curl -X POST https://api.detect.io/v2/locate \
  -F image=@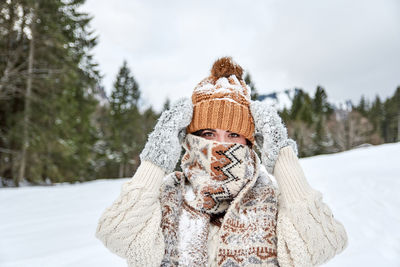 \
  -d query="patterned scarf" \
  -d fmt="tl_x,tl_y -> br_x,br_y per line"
181,134 -> 257,215
160,134 -> 279,267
